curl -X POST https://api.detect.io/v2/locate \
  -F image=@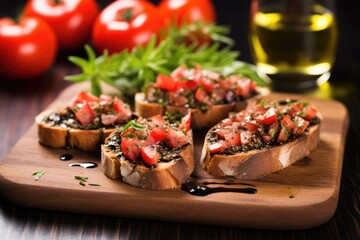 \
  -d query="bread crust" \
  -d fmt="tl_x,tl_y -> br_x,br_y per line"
200,118 -> 321,179
36,110 -> 117,152
101,131 -> 195,190
135,87 -> 269,129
